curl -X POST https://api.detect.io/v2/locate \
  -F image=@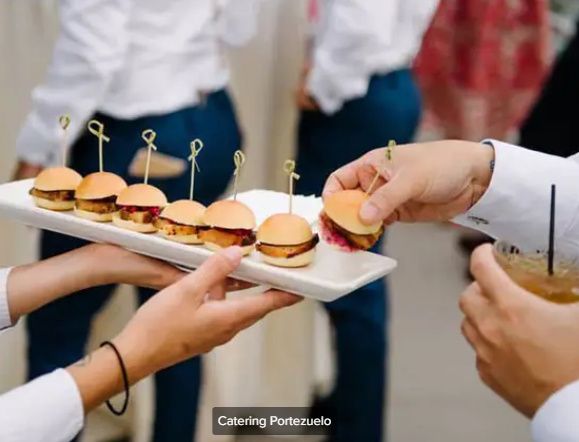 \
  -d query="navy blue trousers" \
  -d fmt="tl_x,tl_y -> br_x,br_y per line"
27,90 -> 241,442
297,70 -> 421,442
